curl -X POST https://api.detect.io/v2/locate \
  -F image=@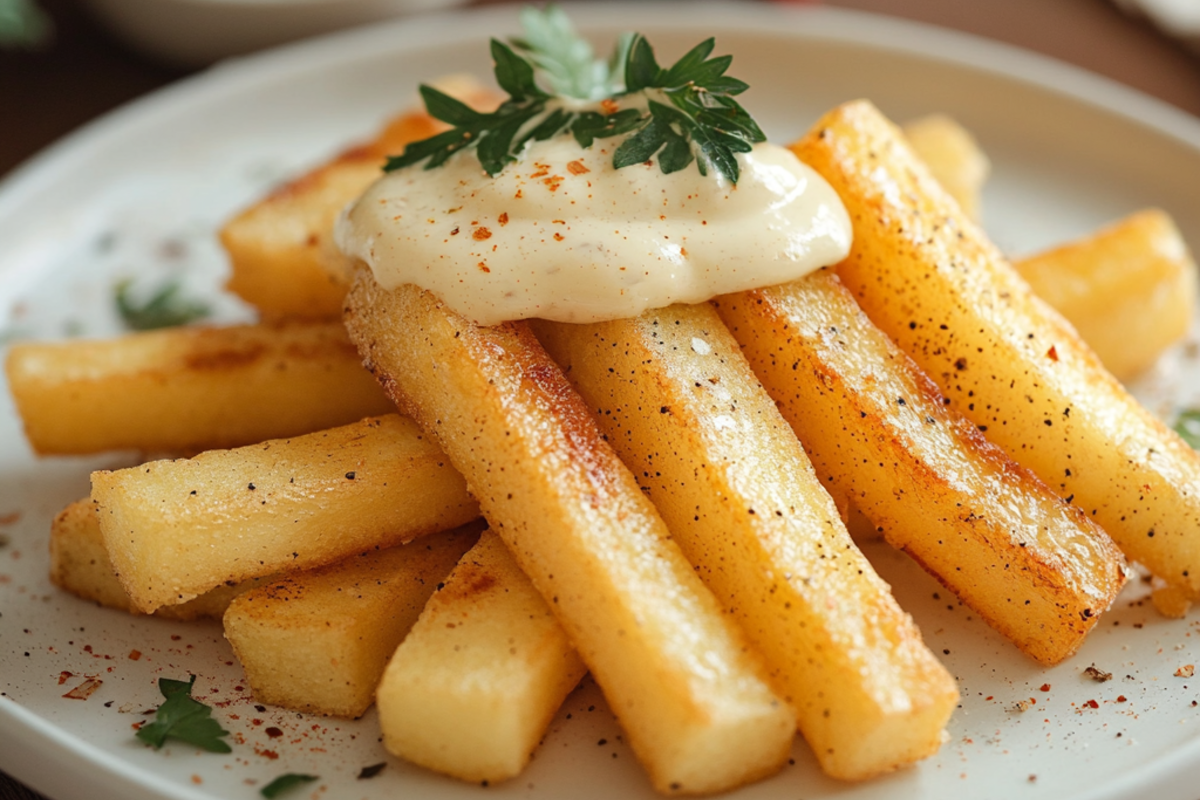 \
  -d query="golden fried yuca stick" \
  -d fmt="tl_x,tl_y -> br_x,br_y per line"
1014,209 -> 1197,381
794,100 -> 1200,608
377,529 -> 587,783
716,271 -> 1127,664
223,522 -> 481,718
50,498 -> 257,620
6,321 -> 393,455
92,414 -> 479,613
221,77 -> 501,320
343,275 -> 794,796
533,305 -> 957,780
902,114 -> 989,223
